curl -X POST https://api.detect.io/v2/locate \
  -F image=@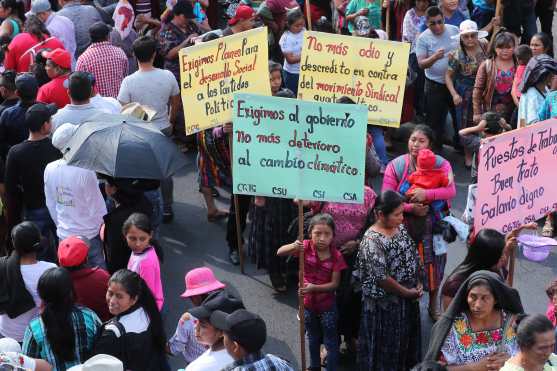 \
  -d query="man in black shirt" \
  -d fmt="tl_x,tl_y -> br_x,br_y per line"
3,103 -> 61,261
0,73 -> 39,161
